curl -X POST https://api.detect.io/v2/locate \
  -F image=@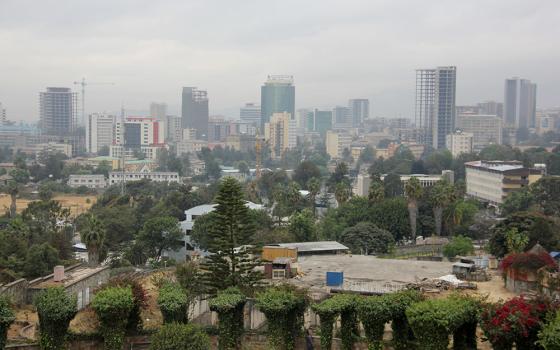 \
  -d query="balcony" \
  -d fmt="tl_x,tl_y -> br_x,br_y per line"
502,178 -> 528,185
